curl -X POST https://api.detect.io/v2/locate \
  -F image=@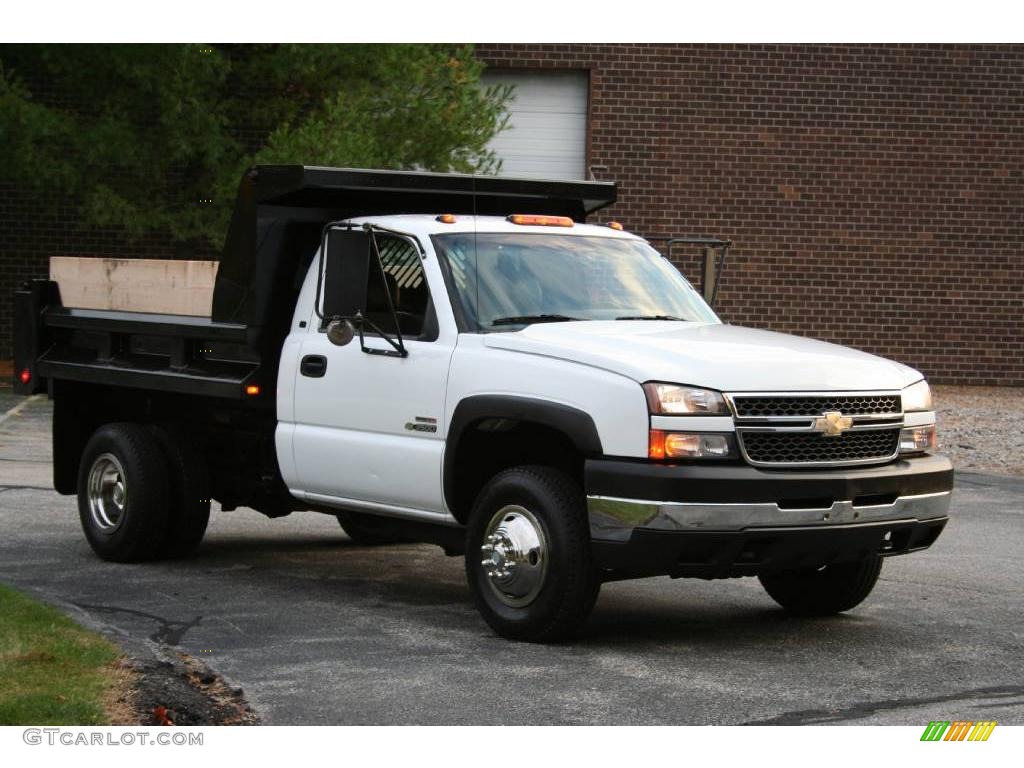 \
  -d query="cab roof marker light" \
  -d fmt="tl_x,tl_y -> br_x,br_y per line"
606,221 -> 624,231
245,384 -> 260,396
507,214 -> 574,228
436,214 -> 457,224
